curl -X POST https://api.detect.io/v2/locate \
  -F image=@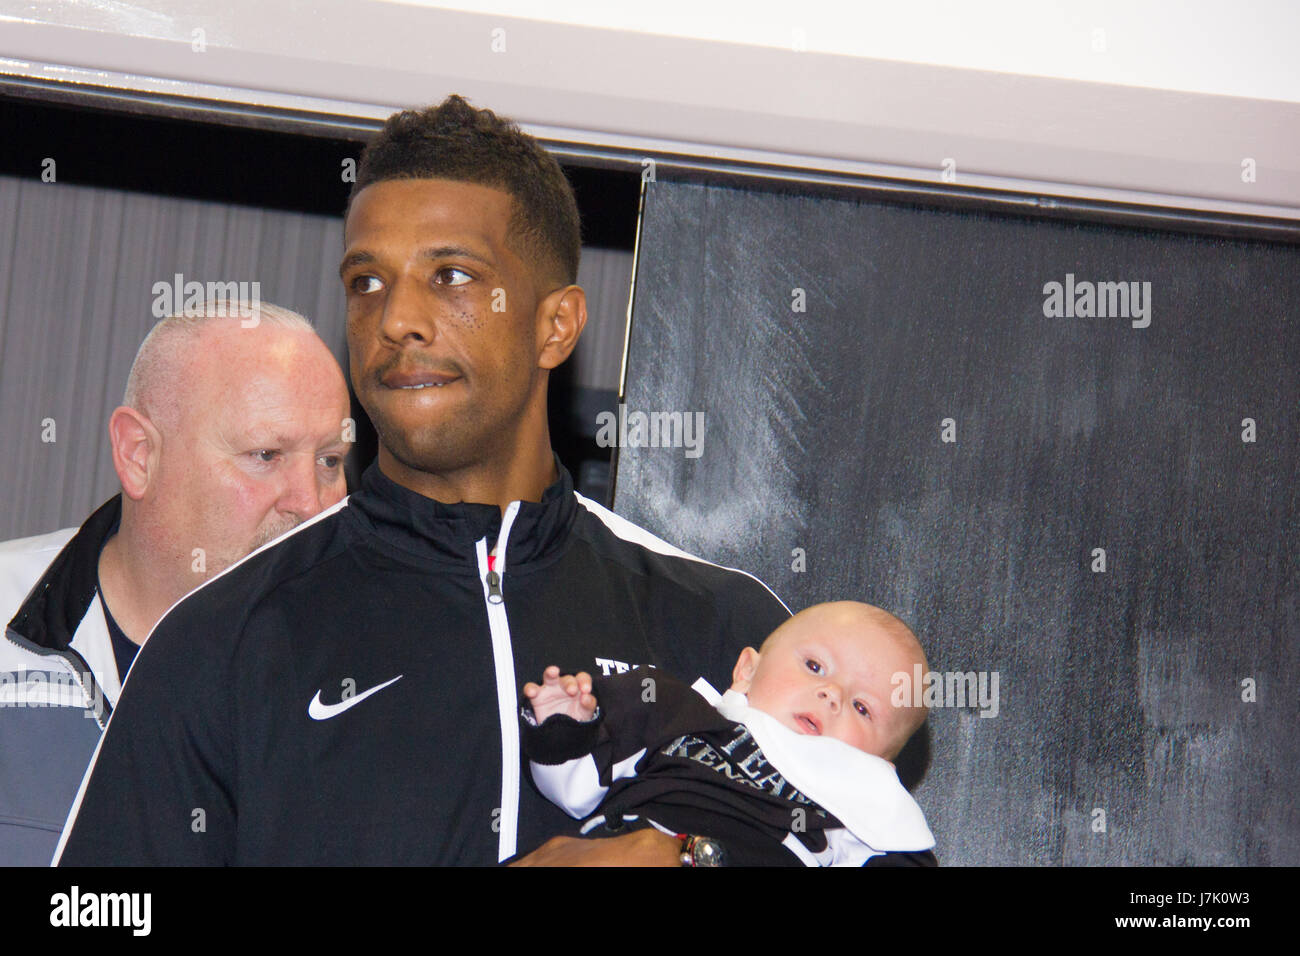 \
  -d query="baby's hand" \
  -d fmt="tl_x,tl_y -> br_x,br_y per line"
524,666 -> 598,724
